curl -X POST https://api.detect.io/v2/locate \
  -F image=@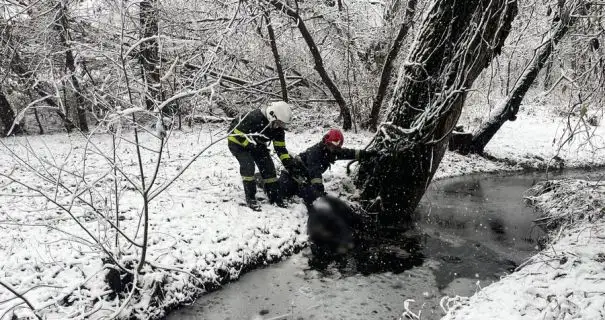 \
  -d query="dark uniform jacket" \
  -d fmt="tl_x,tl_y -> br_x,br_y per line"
298,142 -> 362,194
227,109 -> 292,167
